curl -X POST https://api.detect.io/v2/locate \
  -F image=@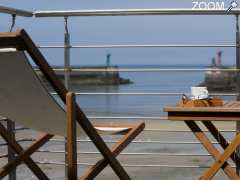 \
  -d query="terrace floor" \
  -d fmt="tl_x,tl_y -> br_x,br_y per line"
0,119 -> 234,179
